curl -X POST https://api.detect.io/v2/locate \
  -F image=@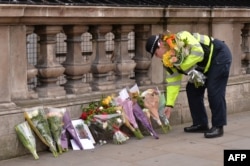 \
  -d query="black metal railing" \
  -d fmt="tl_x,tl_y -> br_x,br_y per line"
1,0 -> 250,8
